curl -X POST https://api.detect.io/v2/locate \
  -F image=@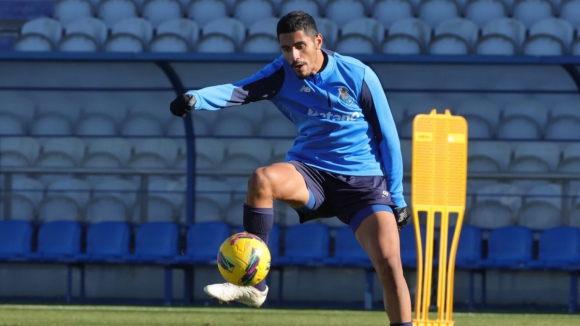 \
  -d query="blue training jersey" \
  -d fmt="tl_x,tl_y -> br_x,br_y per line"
186,49 -> 406,208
